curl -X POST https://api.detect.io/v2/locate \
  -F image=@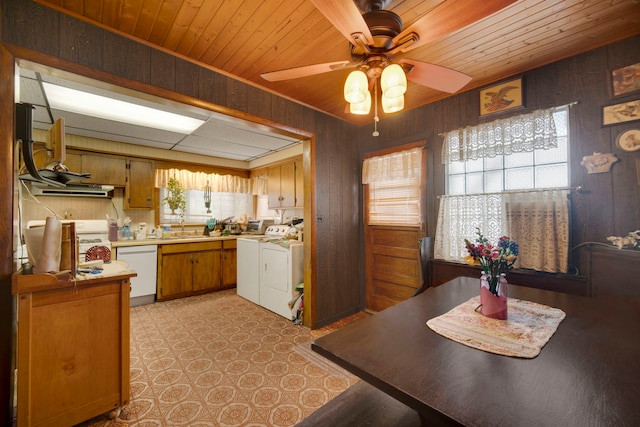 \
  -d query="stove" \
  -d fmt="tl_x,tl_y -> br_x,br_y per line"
27,219 -> 112,263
